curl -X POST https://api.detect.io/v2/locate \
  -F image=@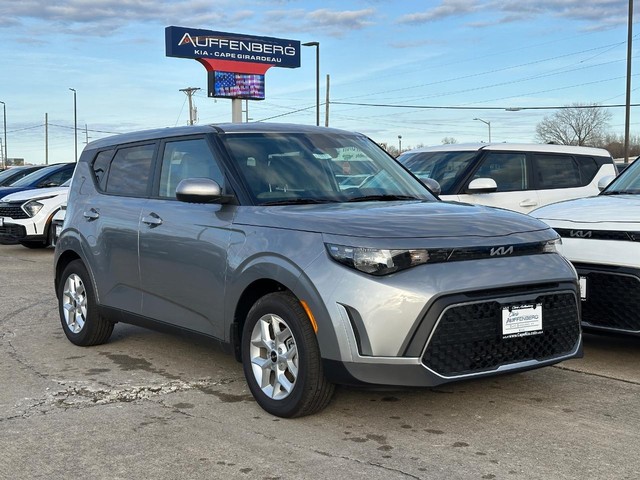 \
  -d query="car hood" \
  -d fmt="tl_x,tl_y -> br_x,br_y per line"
235,200 -> 551,239
0,186 -> 69,202
533,195 -> 640,224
